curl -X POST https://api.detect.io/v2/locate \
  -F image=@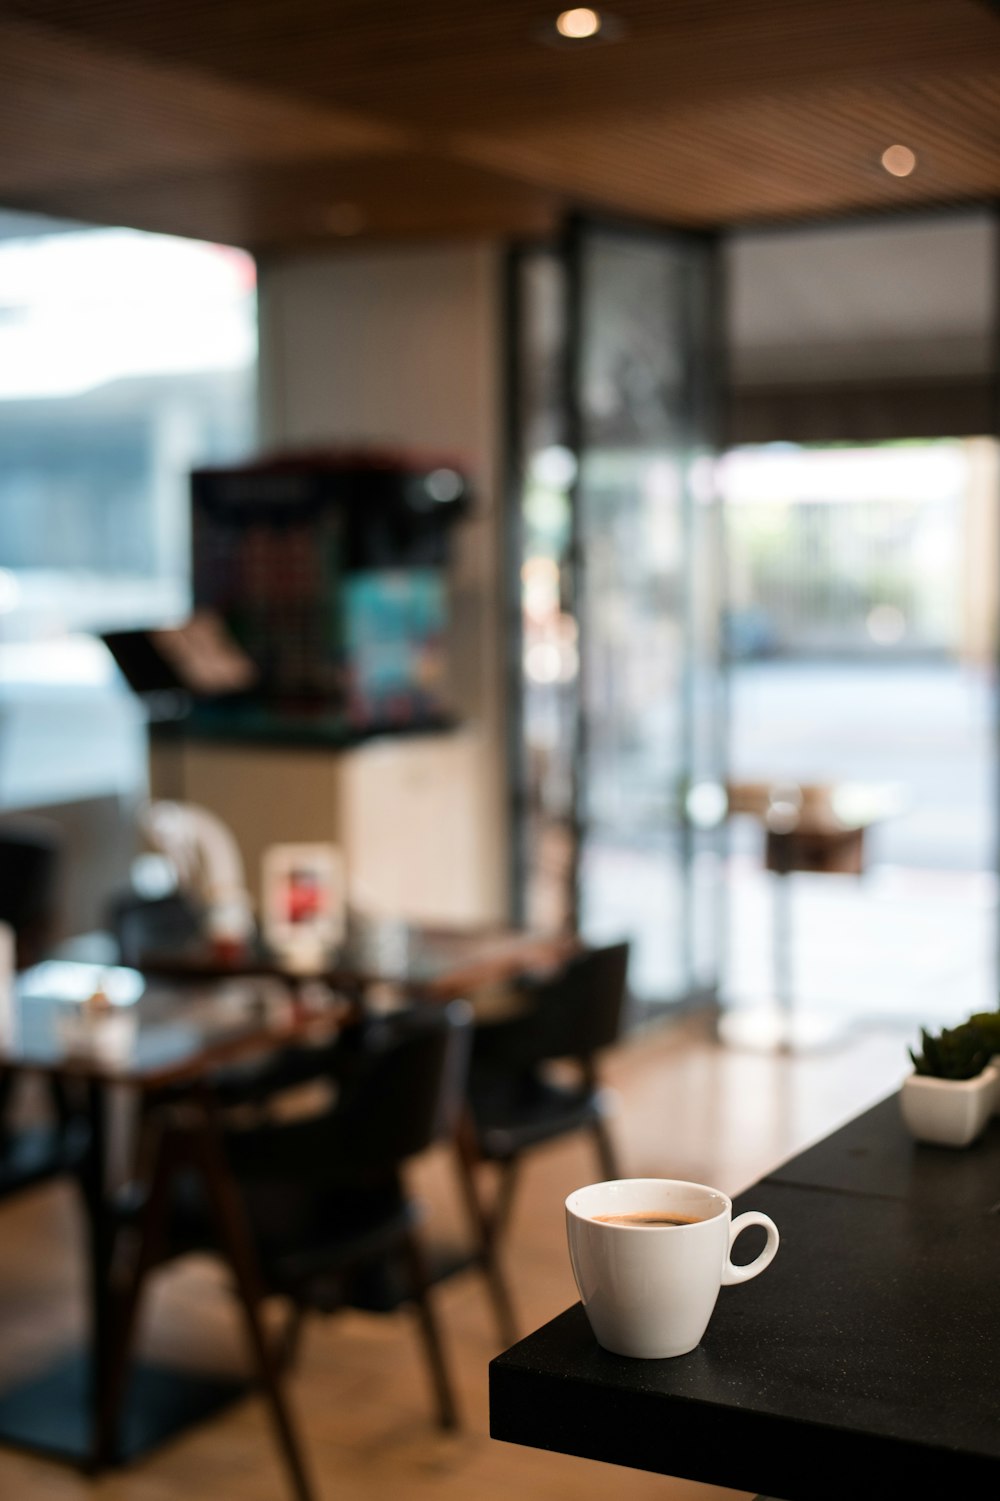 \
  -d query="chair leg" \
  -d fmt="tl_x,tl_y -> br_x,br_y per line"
478,1237 -> 518,1350
280,1303 -> 307,1371
591,1113 -> 621,1183
401,1228 -> 459,1430
190,1093 -> 318,1501
98,1125 -> 183,1467
101,1109 -> 317,1501
452,1126 -> 518,1347
0,1069 -> 12,1154
494,1156 -> 521,1237
46,1073 -> 72,1133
